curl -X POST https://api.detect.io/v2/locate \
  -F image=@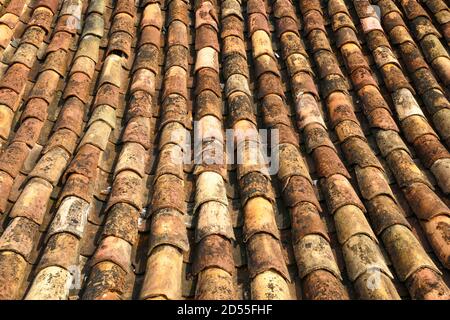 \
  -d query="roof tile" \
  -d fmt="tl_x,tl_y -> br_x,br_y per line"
0,0 -> 448,300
